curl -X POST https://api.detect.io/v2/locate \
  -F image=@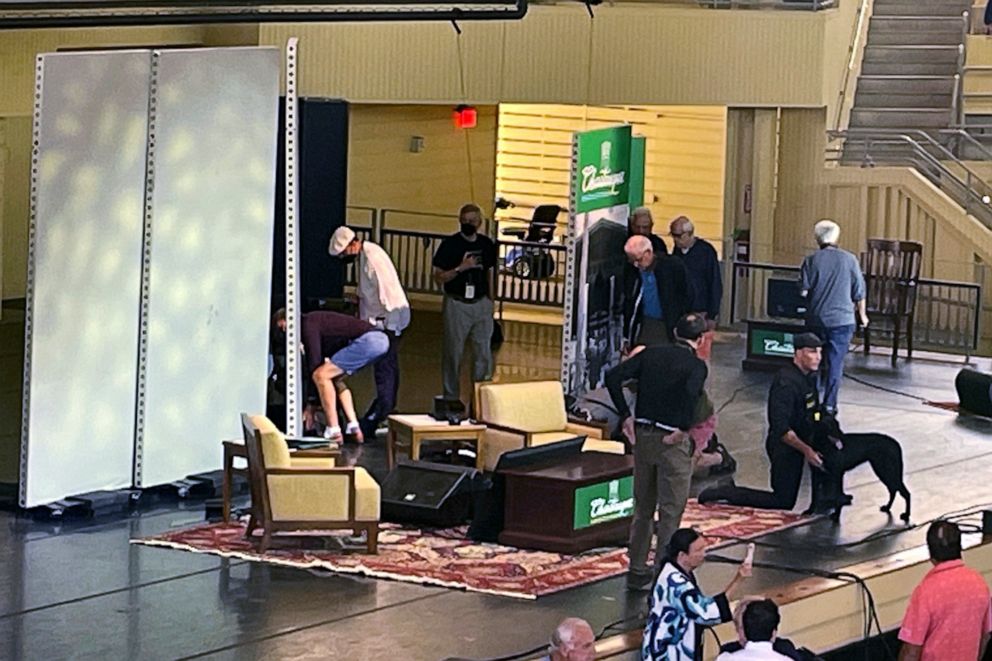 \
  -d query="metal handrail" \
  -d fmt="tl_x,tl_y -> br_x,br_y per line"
833,0 -> 871,131
953,11 -> 970,127
828,130 -> 992,229
835,127 -> 992,162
